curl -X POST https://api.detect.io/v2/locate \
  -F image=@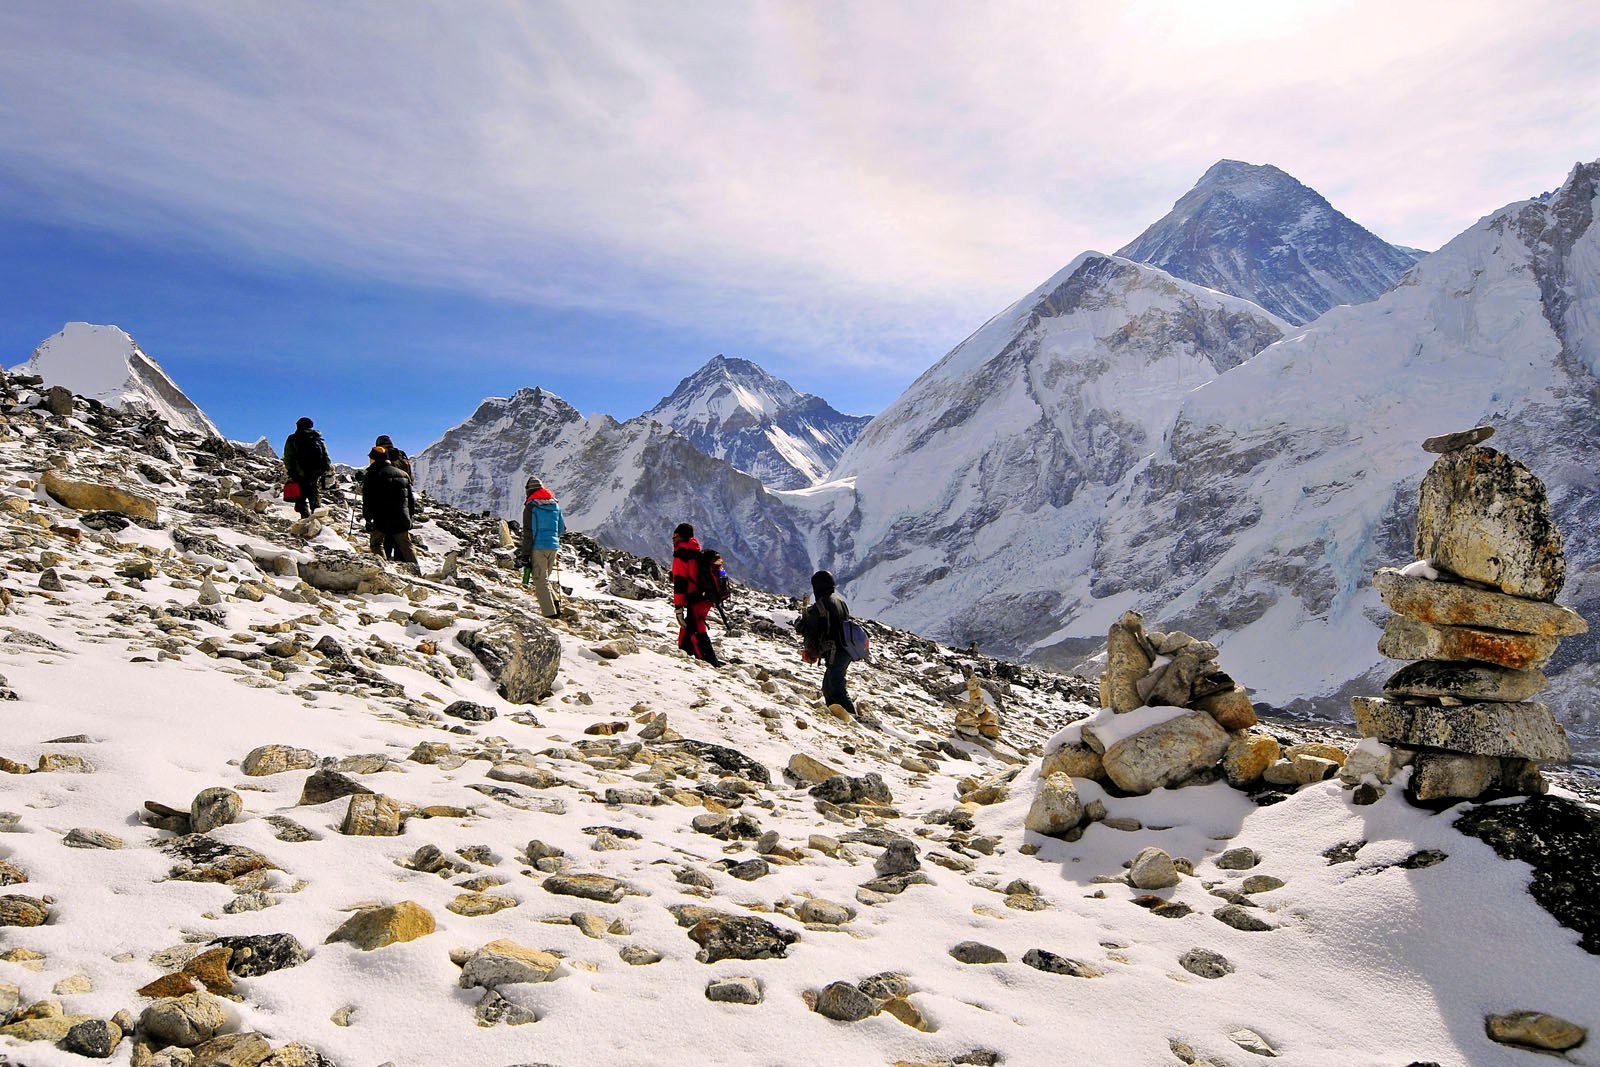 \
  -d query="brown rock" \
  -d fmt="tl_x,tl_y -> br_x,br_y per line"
1041,741 -> 1103,781
1222,733 -> 1280,788
137,973 -> 198,998
1374,568 -> 1586,636
340,793 -> 402,836
181,948 -> 235,994
1378,616 -> 1558,671
1422,425 -> 1495,453
1100,610 -> 1153,712
325,901 -> 436,950
41,470 -> 159,522
1196,686 -> 1257,730
1485,1010 -> 1586,1052
191,1032 -> 274,1067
